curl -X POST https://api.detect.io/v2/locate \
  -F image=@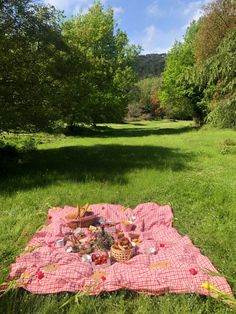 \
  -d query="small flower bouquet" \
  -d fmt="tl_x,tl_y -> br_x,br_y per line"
93,226 -> 114,251
202,282 -> 236,308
